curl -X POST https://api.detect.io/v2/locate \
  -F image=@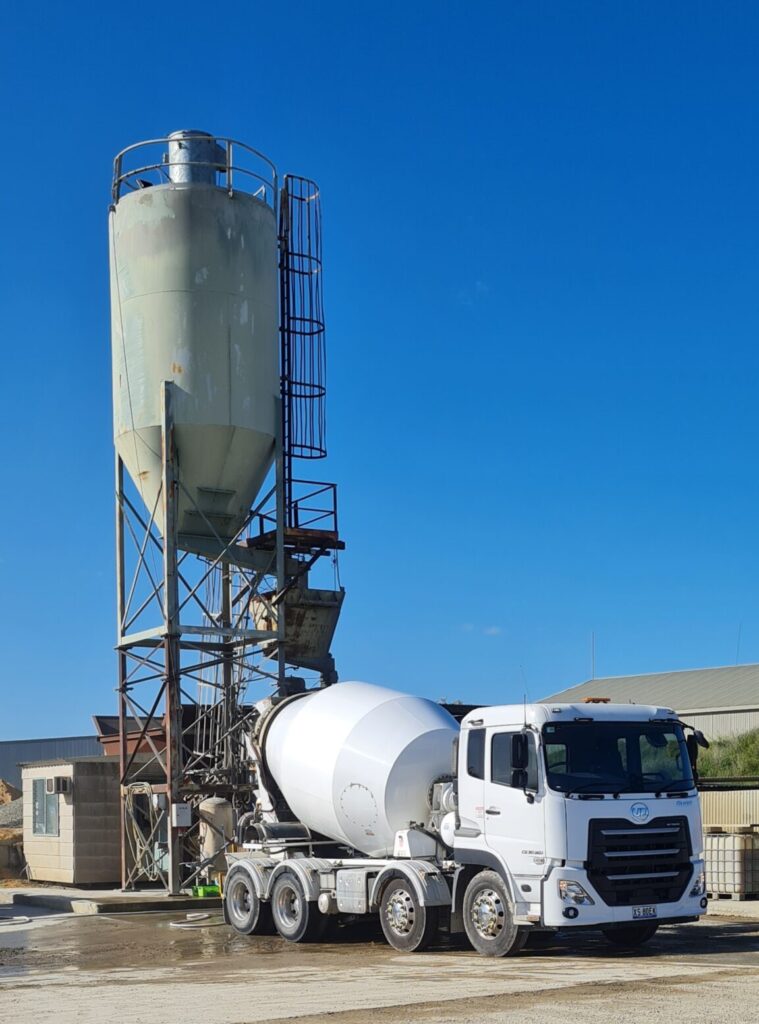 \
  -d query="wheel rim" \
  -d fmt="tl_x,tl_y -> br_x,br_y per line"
385,886 -> 415,936
275,883 -> 302,929
470,888 -> 505,939
229,878 -> 253,921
